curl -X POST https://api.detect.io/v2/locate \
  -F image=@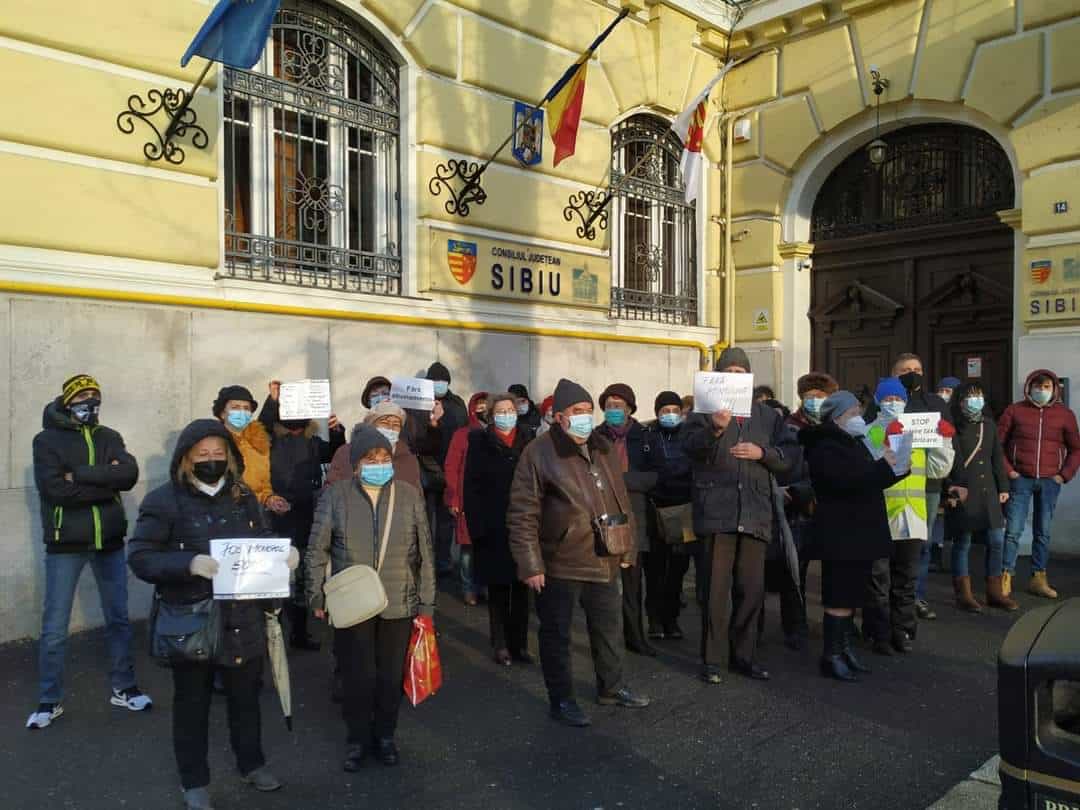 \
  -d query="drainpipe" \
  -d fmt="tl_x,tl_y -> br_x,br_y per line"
723,114 -> 735,350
